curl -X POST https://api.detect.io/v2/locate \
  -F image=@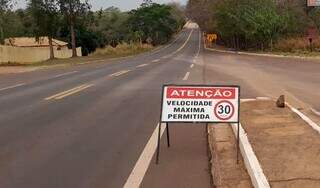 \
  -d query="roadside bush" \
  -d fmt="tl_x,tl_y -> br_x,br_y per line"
274,37 -> 320,52
91,43 -> 153,57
